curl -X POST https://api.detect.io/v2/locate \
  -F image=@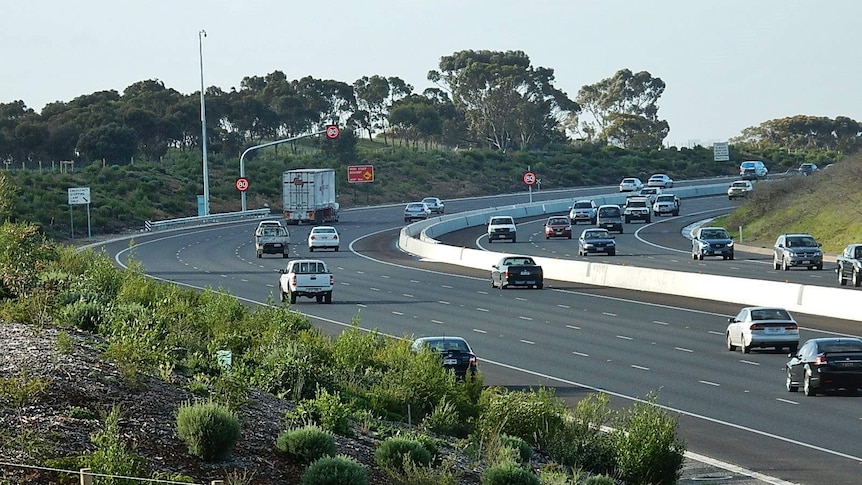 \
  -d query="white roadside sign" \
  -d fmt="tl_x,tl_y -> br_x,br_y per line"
68,187 -> 91,205
713,142 -> 729,162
